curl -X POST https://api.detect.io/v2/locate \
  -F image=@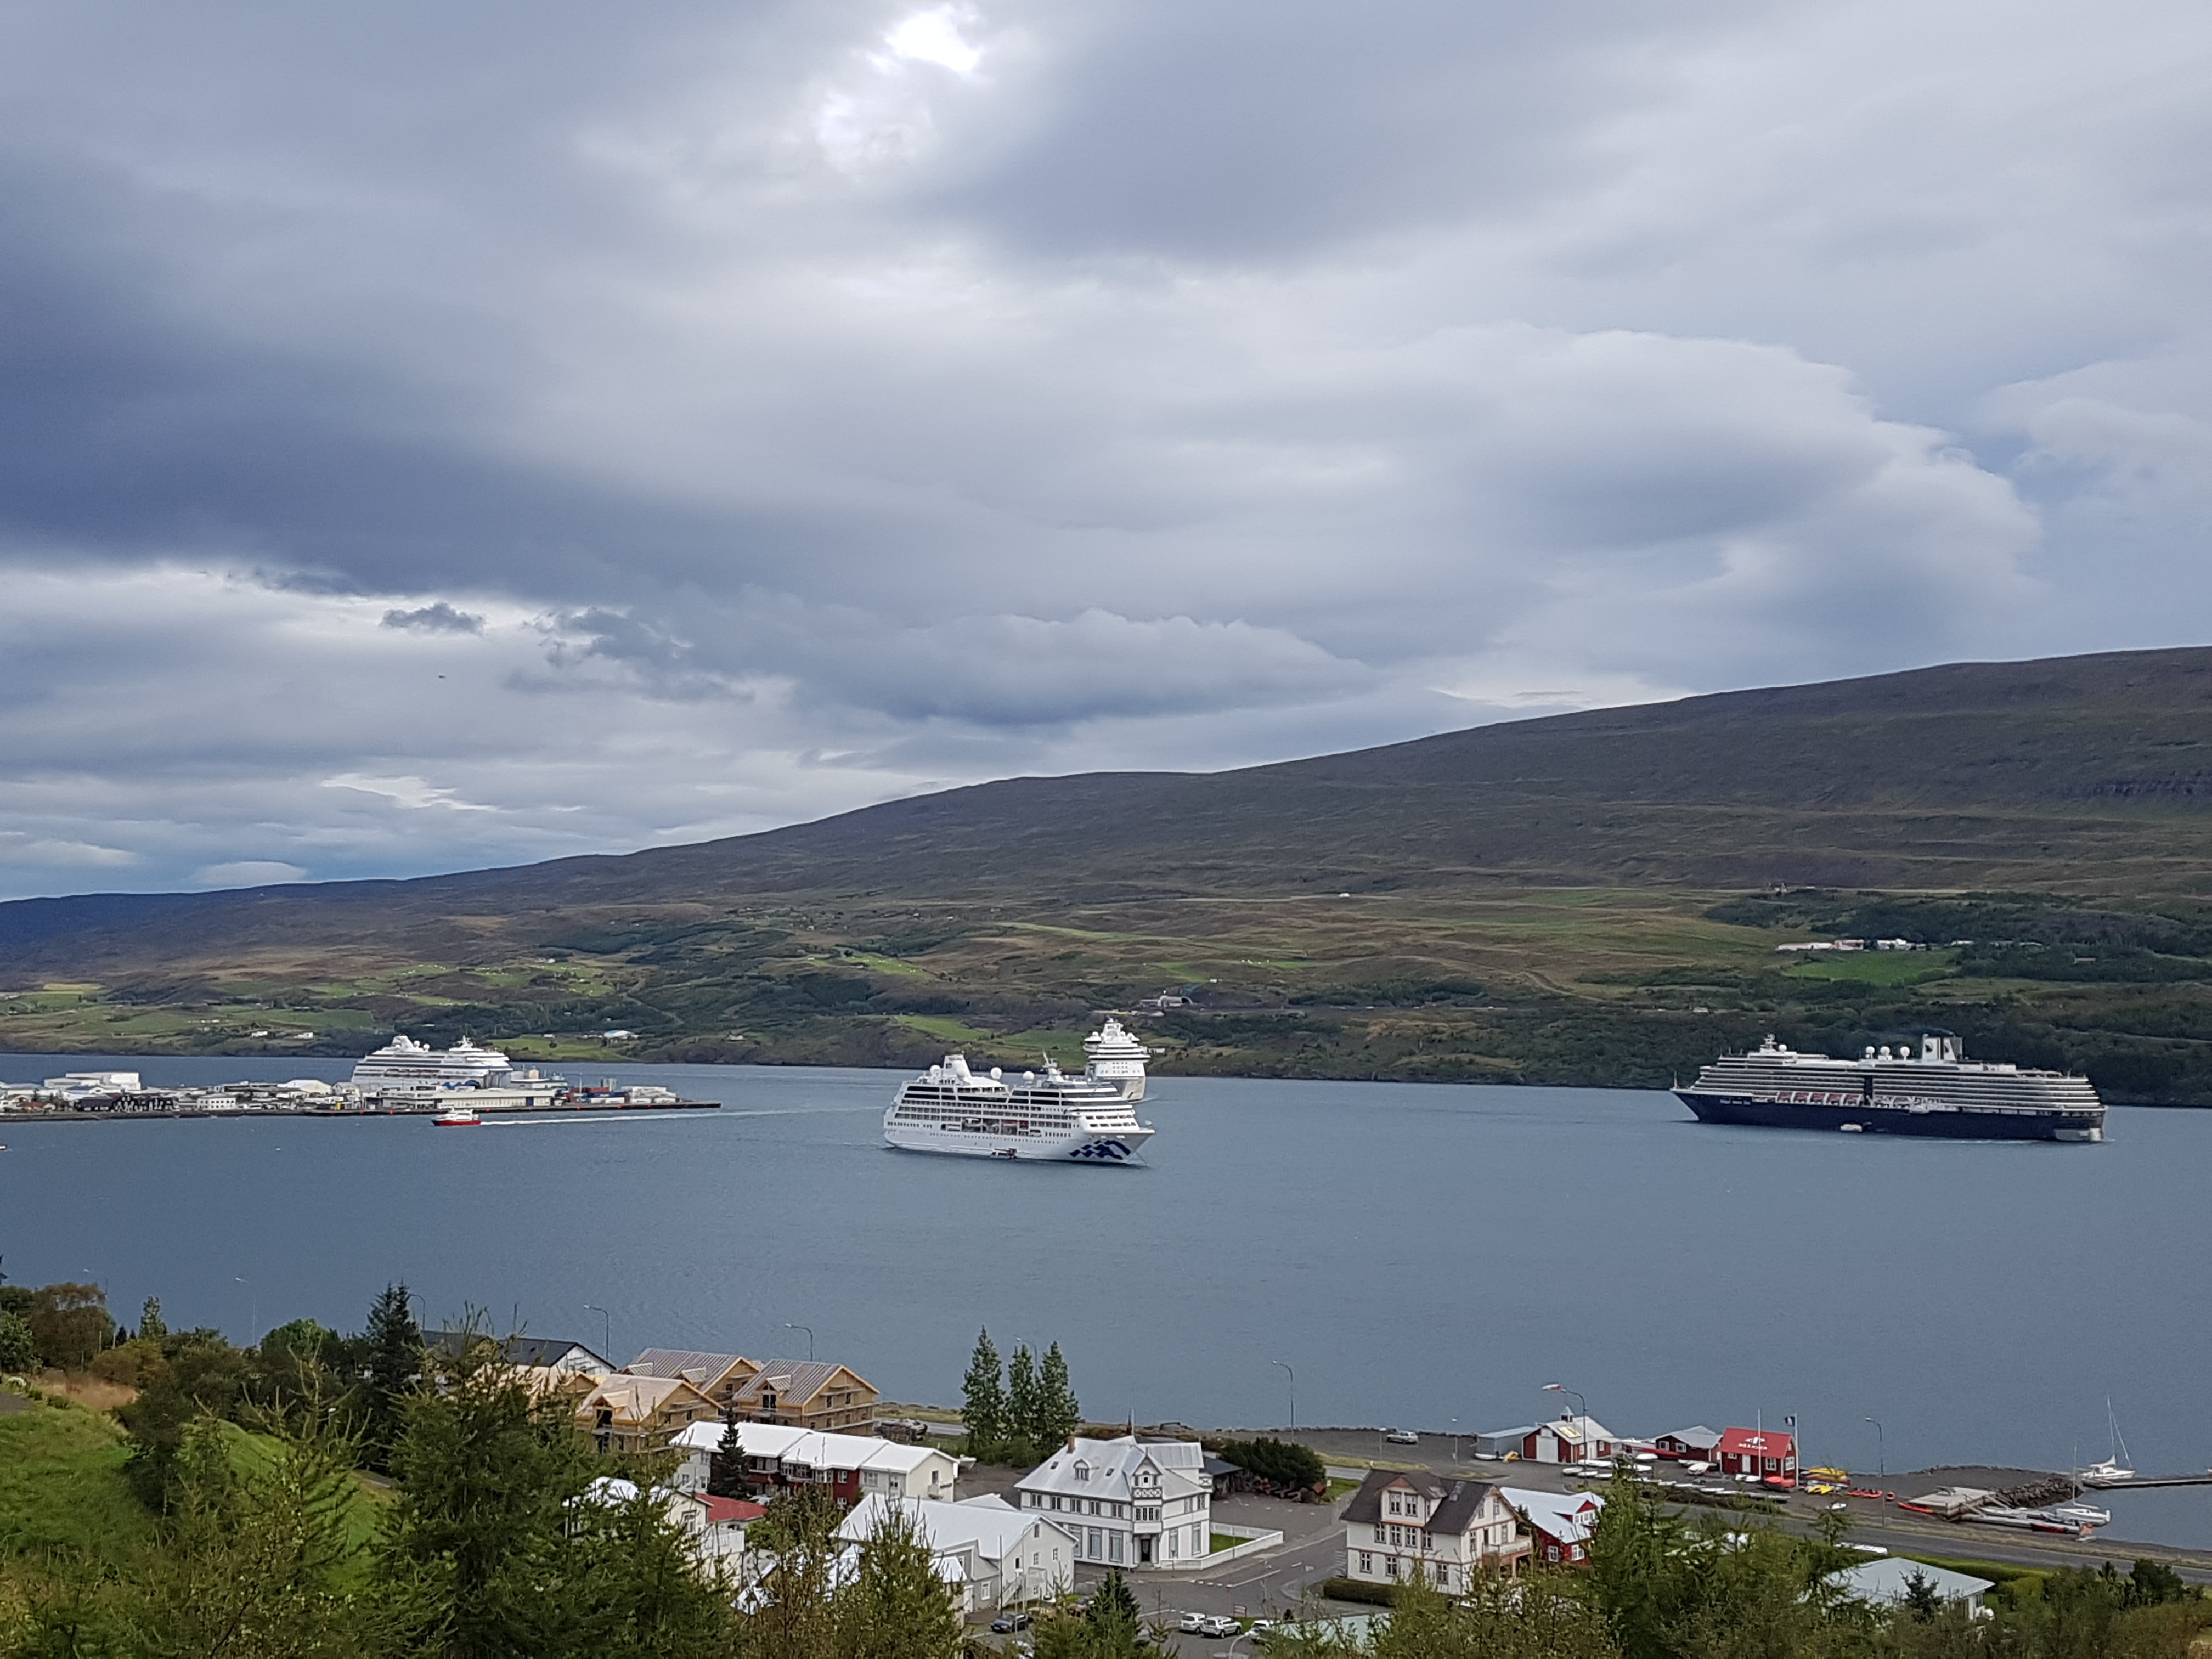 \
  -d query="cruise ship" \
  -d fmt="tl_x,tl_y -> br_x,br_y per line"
352,1035 -> 523,1094
884,1029 -> 1158,1162
1081,1018 -> 1153,1101
1677,1032 -> 2104,1142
